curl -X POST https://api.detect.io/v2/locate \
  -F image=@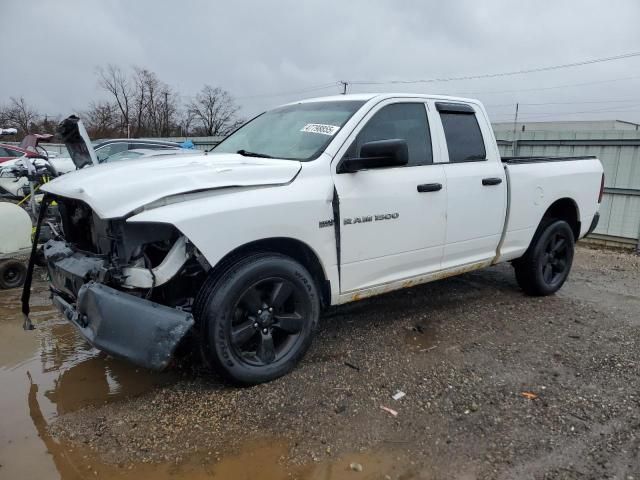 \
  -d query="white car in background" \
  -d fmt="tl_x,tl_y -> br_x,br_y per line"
103,148 -> 200,163
0,142 -> 196,198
